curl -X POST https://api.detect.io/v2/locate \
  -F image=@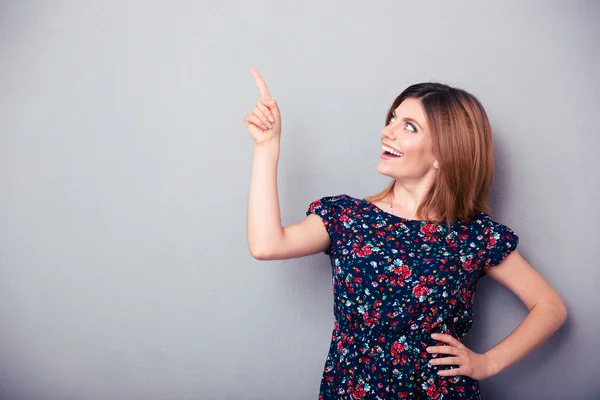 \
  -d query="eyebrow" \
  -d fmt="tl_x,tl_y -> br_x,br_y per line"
392,111 -> 424,131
